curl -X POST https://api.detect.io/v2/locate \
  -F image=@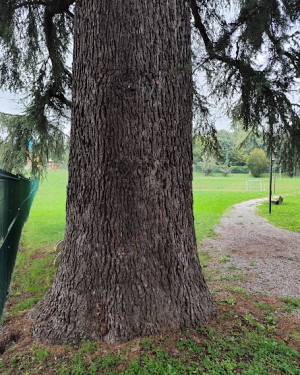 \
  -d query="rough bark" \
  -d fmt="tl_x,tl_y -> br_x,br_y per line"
31,0 -> 216,345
